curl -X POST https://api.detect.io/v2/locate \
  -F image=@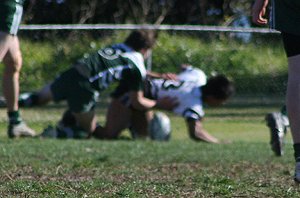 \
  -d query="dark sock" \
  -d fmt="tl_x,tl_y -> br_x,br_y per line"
56,125 -> 88,139
281,105 -> 287,116
294,143 -> 300,162
8,111 -> 22,125
29,93 -> 40,106
62,110 -> 76,126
